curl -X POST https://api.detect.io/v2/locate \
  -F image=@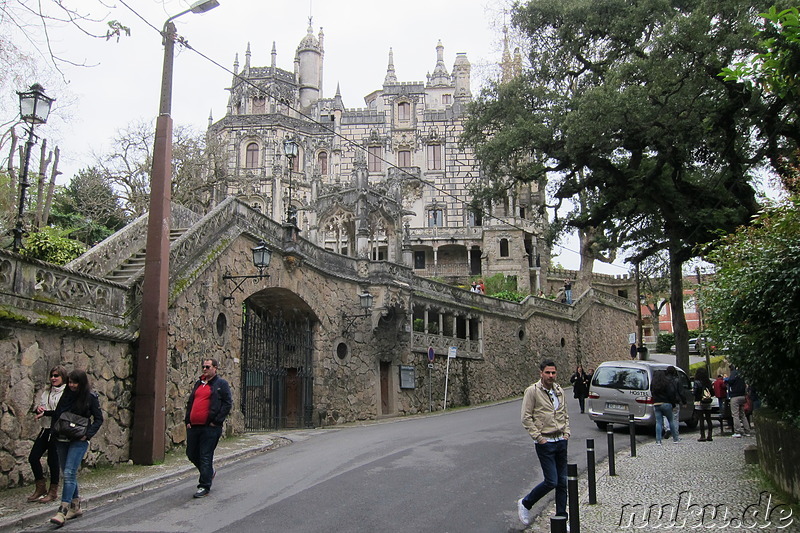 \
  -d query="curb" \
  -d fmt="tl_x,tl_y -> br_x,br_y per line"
0,438 -> 279,533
